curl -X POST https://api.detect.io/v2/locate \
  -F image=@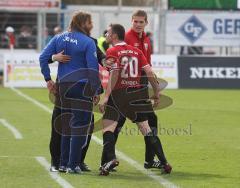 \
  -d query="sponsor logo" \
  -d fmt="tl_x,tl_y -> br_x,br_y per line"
121,80 -> 139,85
213,19 -> 240,34
190,67 -> 240,79
152,61 -> 175,68
179,15 -> 207,43
63,36 -> 78,45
